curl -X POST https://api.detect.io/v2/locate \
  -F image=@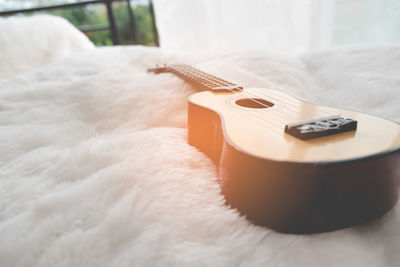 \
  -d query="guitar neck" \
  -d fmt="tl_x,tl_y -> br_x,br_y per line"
148,64 -> 243,92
